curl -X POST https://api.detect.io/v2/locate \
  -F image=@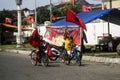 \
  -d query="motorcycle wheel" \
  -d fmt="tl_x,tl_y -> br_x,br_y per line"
30,50 -> 38,66
117,43 -> 120,55
75,51 -> 82,66
41,53 -> 49,67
